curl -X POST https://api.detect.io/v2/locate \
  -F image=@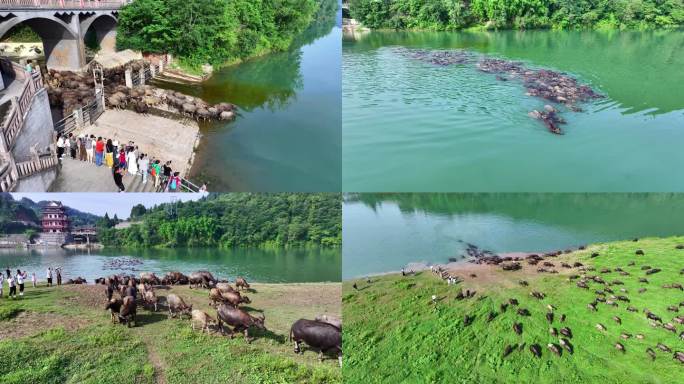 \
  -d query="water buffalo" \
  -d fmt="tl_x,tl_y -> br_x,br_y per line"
290,319 -> 342,367
167,294 -> 192,318
216,304 -> 265,343
559,338 -> 573,354
162,271 -> 189,285
189,271 -> 217,289
547,343 -> 562,357
513,323 -> 523,335
104,284 -> 114,301
315,314 -> 342,330
529,344 -> 542,358
235,277 -> 250,291
647,348 -> 657,360
143,290 -> 158,312
140,272 -> 160,285
216,282 -> 235,293
105,298 -> 123,323
209,288 -> 227,307
503,344 -> 515,358
615,342 -> 625,353
222,291 -> 251,308
119,295 -> 137,327
560,327 -> 572,338
191,309 -> 215,333
546,312 -> 554,324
